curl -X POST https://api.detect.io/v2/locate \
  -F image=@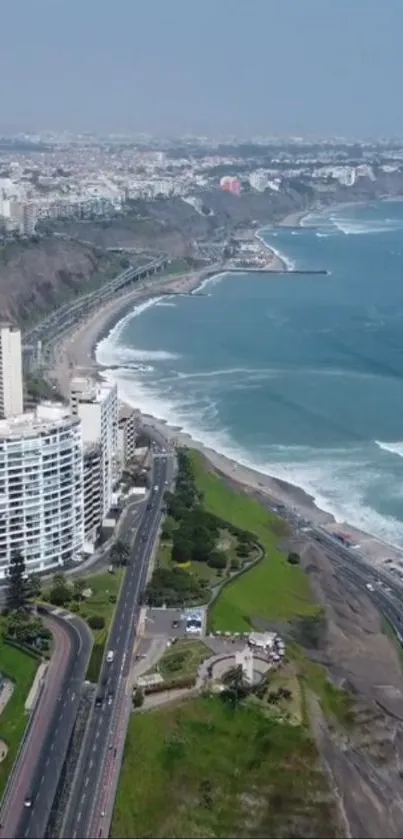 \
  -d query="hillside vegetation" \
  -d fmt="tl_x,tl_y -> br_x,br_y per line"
0,236 -> 126,324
